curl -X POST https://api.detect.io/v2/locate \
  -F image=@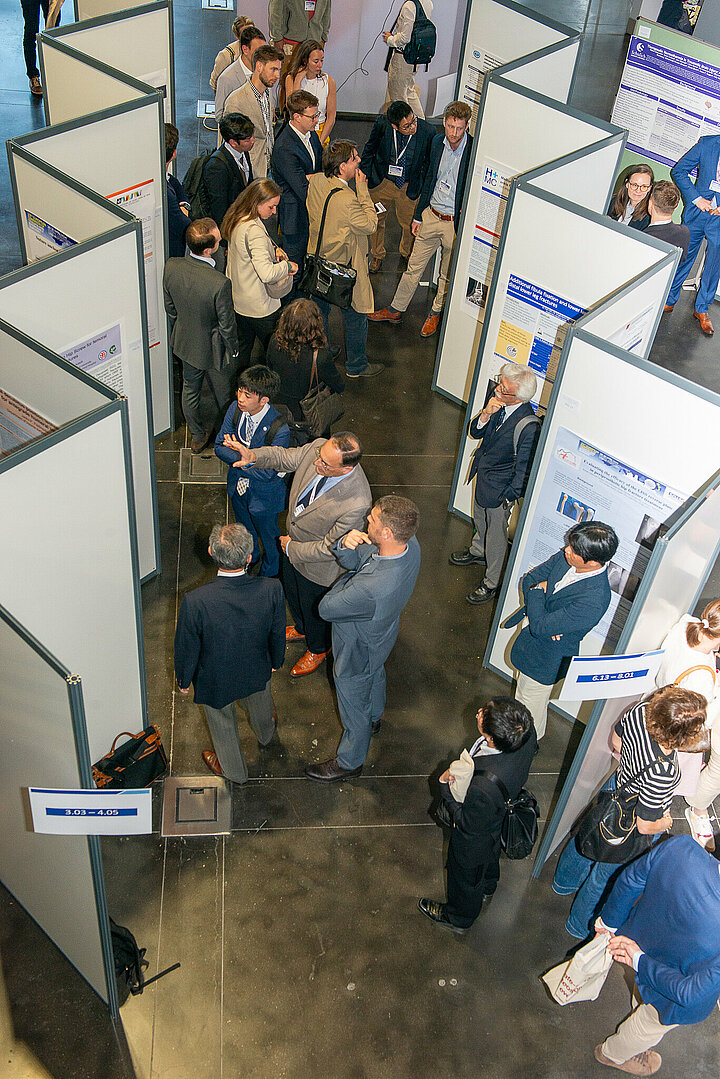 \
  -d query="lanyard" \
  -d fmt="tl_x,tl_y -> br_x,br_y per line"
392,129 -> 413,166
